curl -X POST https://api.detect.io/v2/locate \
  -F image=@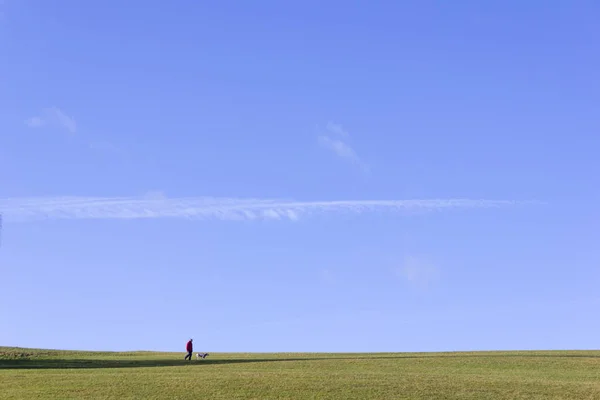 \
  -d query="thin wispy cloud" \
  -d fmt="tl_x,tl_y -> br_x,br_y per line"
25,107 -> 77,134
318,136 -> 360,162
0,195 -> 538,223
318,121 -> 368,171
24,108 -> 122,157
325,121 -> 348,137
